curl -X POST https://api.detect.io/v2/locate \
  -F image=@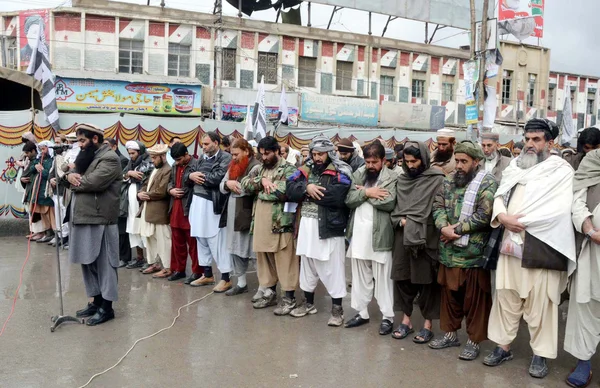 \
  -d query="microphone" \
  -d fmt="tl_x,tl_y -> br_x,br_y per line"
49,144 -> 73,150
